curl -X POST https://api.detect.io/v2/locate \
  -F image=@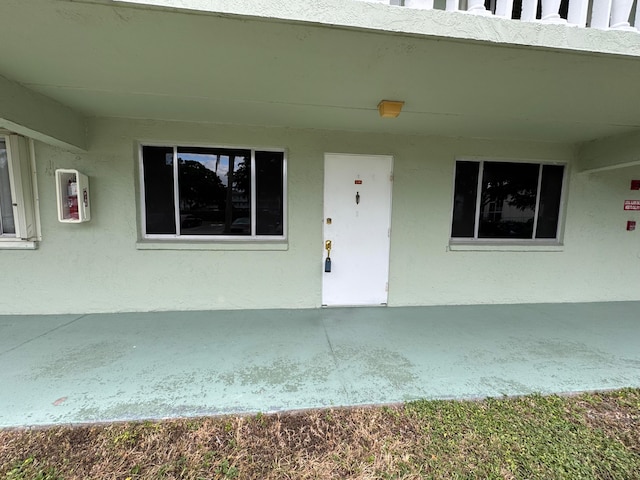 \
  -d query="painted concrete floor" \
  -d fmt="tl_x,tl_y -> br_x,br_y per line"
1,302 -> 639,427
